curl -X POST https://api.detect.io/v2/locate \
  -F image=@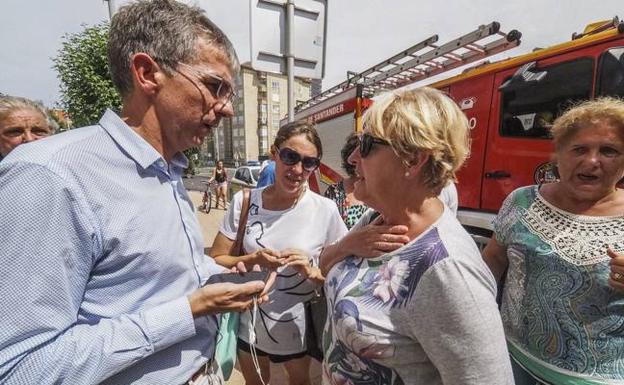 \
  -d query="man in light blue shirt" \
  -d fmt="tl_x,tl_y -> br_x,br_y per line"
0,1 -> 268,384
257,160 -> 276,188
